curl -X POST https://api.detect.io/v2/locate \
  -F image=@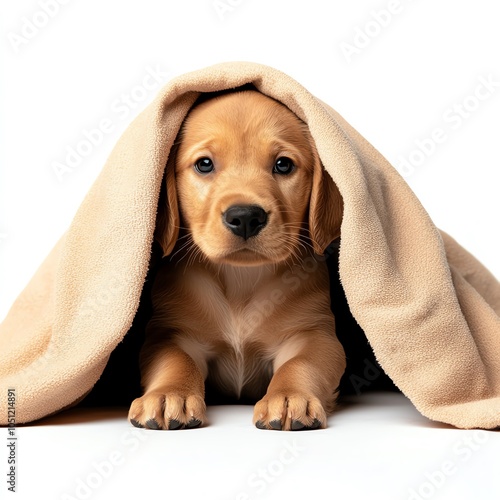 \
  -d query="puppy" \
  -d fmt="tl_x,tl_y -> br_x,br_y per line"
128,90 -> 346,430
